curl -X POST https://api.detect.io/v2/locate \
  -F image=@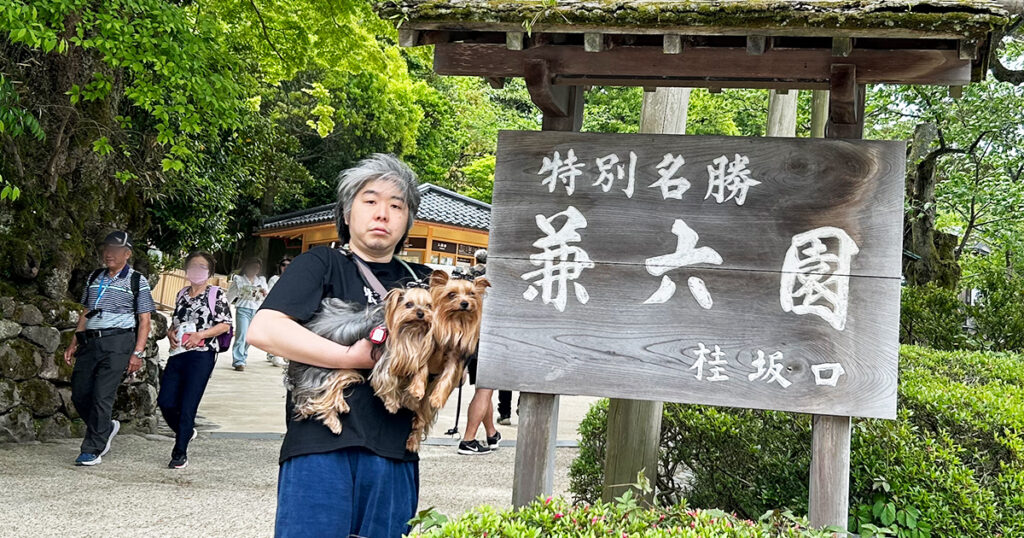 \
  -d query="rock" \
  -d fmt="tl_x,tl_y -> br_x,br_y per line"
0,339 -> 43,380
35,413 -> 71,440
115,383 -> 158,421
38,348 -> 74,383
0,319 -> 21,340
0,297 -> 15,319
57,386 -> 77,419
69,418 -> 87,438
18,378 -> 60,416
21,326 -> 60,354
41,300 -> 81,330
15,304 -> 44,326
41,265 -> 72,300
0,406 -> 35,442
0,379 -> 20,413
